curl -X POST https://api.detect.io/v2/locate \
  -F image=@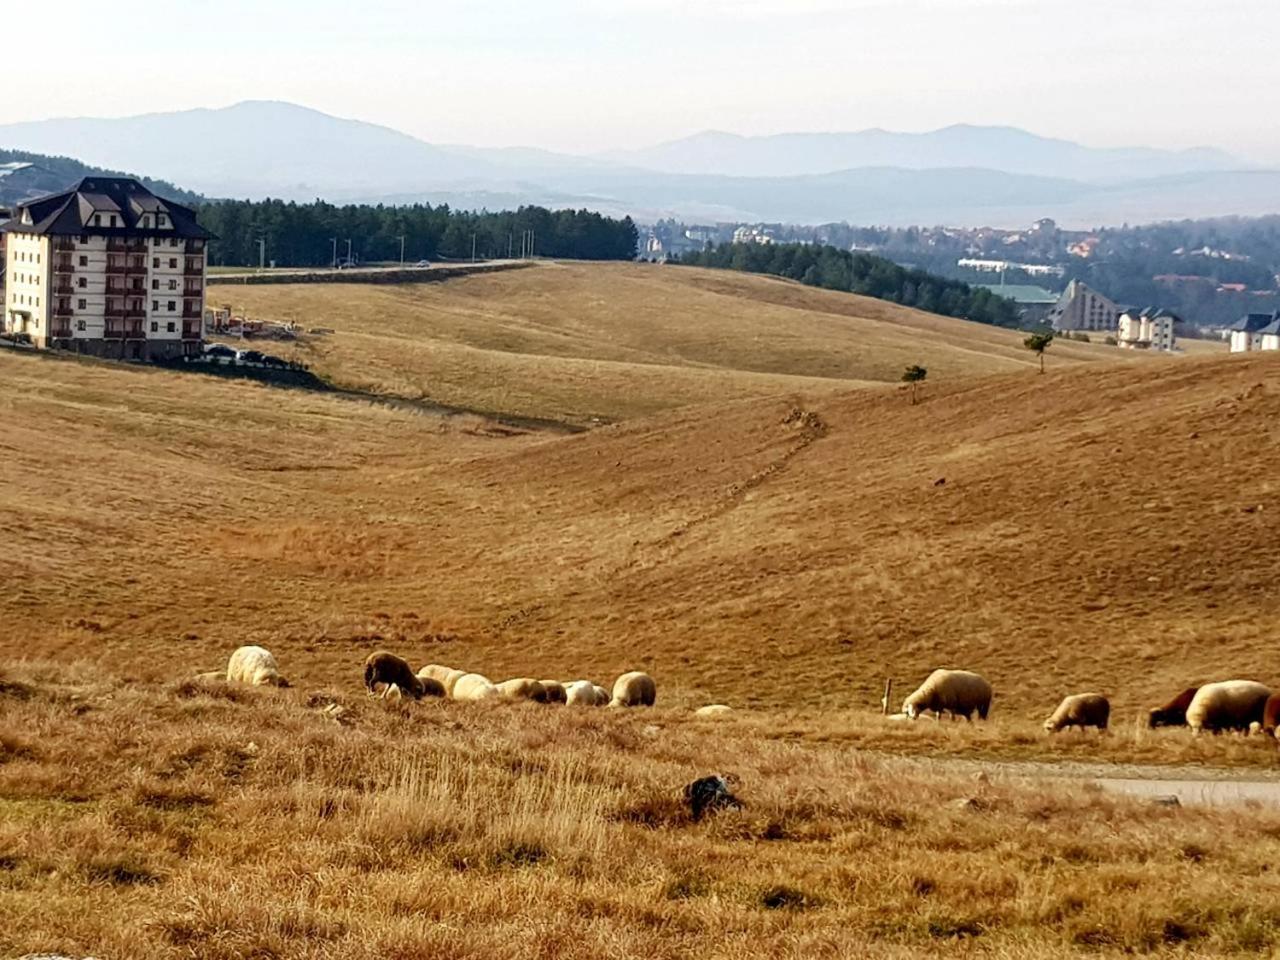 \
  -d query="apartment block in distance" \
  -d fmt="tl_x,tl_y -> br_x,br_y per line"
1047,279 -> 1121,333
2,177 -> 210,360
1116,307 -> 1177,352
